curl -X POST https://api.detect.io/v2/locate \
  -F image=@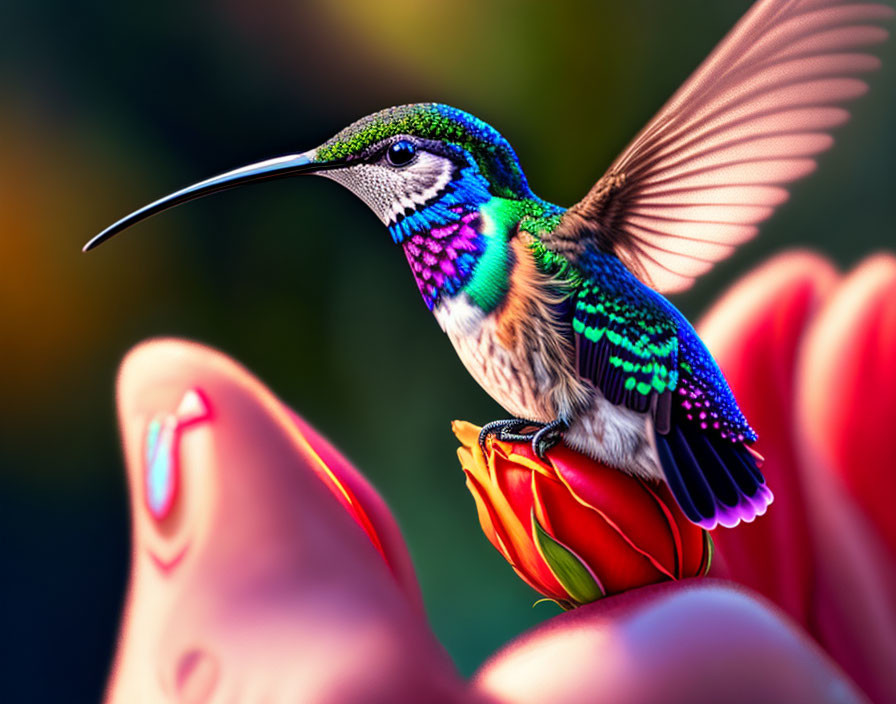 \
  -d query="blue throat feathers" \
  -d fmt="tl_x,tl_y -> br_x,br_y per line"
389,150 -> 565,313
390,160 -> 505,311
